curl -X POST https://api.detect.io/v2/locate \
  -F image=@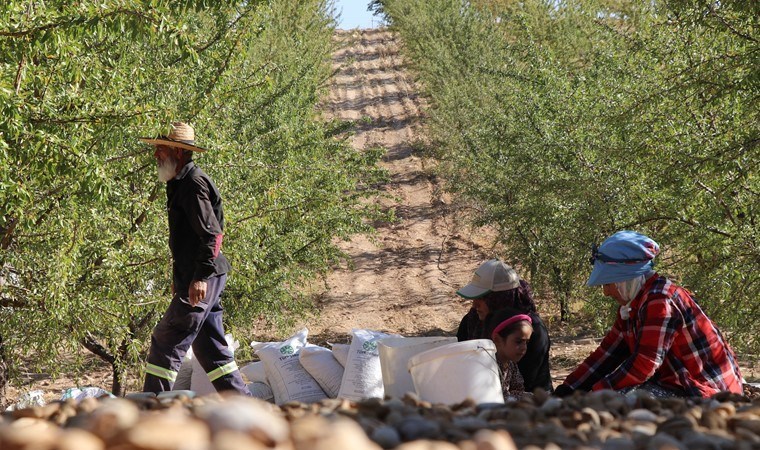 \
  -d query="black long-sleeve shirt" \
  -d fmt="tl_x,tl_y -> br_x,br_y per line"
166,162 -> 230,296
